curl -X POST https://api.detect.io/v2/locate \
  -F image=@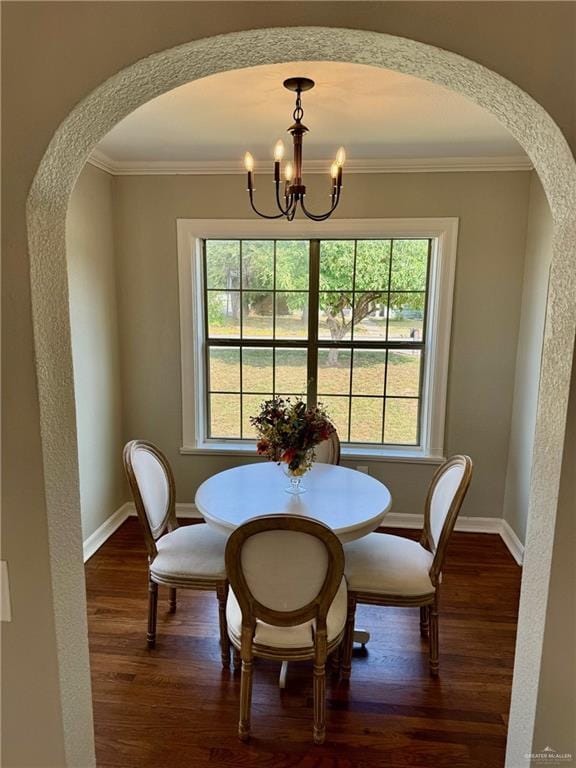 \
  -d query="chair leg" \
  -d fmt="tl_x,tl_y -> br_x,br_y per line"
216,583 -> 231,669
238,657 -> 254,742
420,605 -> 429,637
429,594 -> 439,676
313,659 -> 327,744
341,594 -> 357,681
147,579 -> 158,649
232,646 -> 241,671
169,587 -> 177,613
329,643 -> 341,675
